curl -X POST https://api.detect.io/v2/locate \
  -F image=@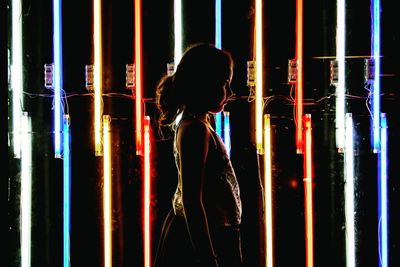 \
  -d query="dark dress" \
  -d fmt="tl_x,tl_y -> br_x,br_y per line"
153,113 -> 243,267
